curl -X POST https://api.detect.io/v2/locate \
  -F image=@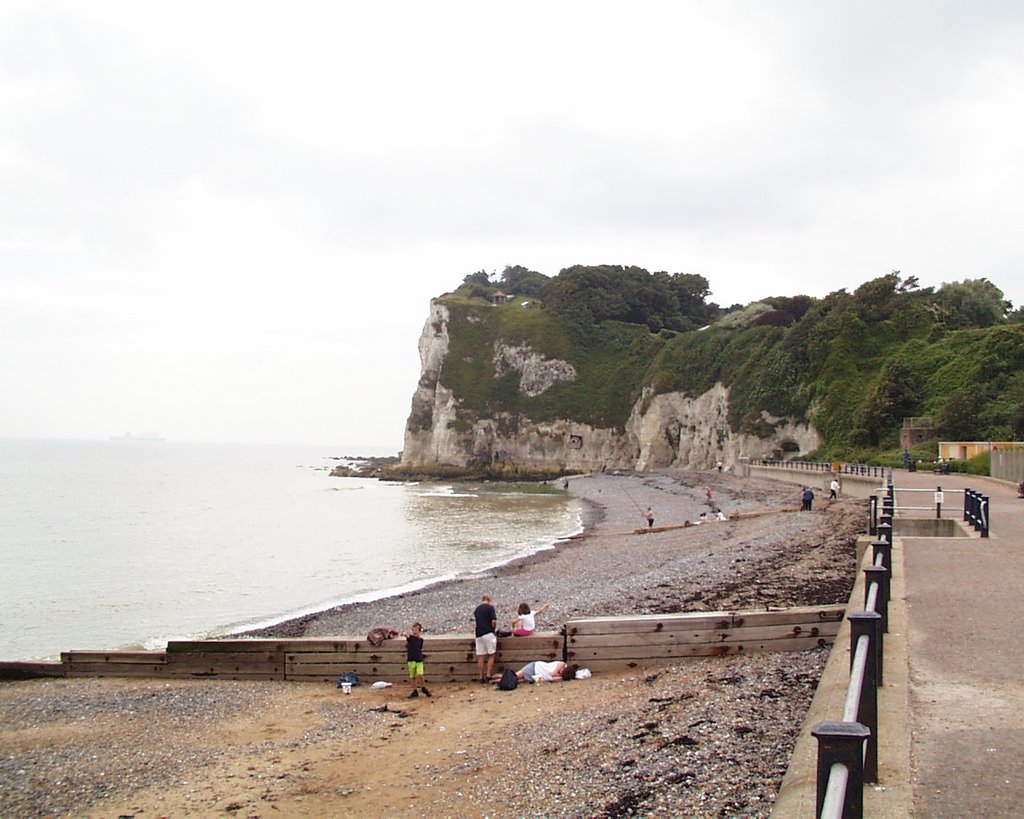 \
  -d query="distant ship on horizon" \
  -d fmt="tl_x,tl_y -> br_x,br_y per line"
109,432 -> 165,442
